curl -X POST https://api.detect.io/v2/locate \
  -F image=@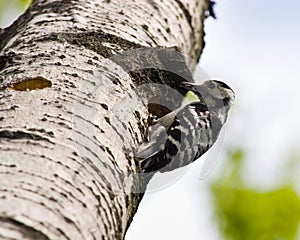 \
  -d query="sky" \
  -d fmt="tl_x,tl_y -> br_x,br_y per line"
199,0 -> 300,188
127,1 -> 300,239
1,0 -> 300,239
